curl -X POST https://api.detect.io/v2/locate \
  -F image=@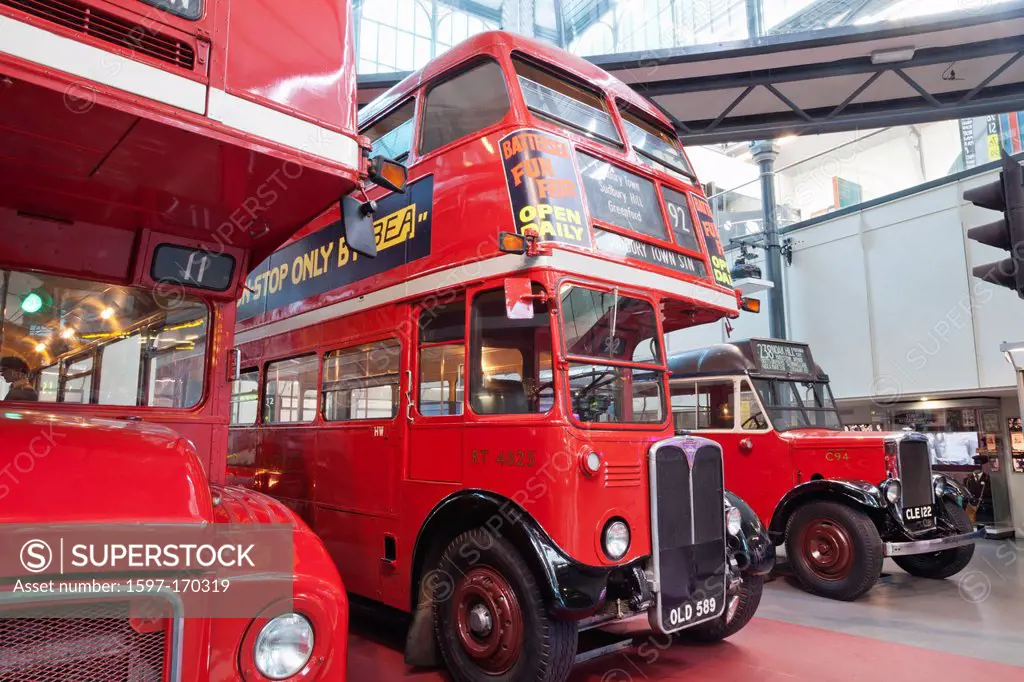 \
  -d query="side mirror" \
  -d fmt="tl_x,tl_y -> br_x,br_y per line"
368,156 -> 408,194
